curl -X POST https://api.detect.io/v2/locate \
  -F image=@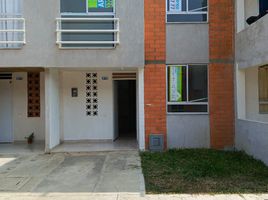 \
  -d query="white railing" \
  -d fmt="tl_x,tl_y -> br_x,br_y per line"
56,18 -> 120,48
0,18 -> 26,45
